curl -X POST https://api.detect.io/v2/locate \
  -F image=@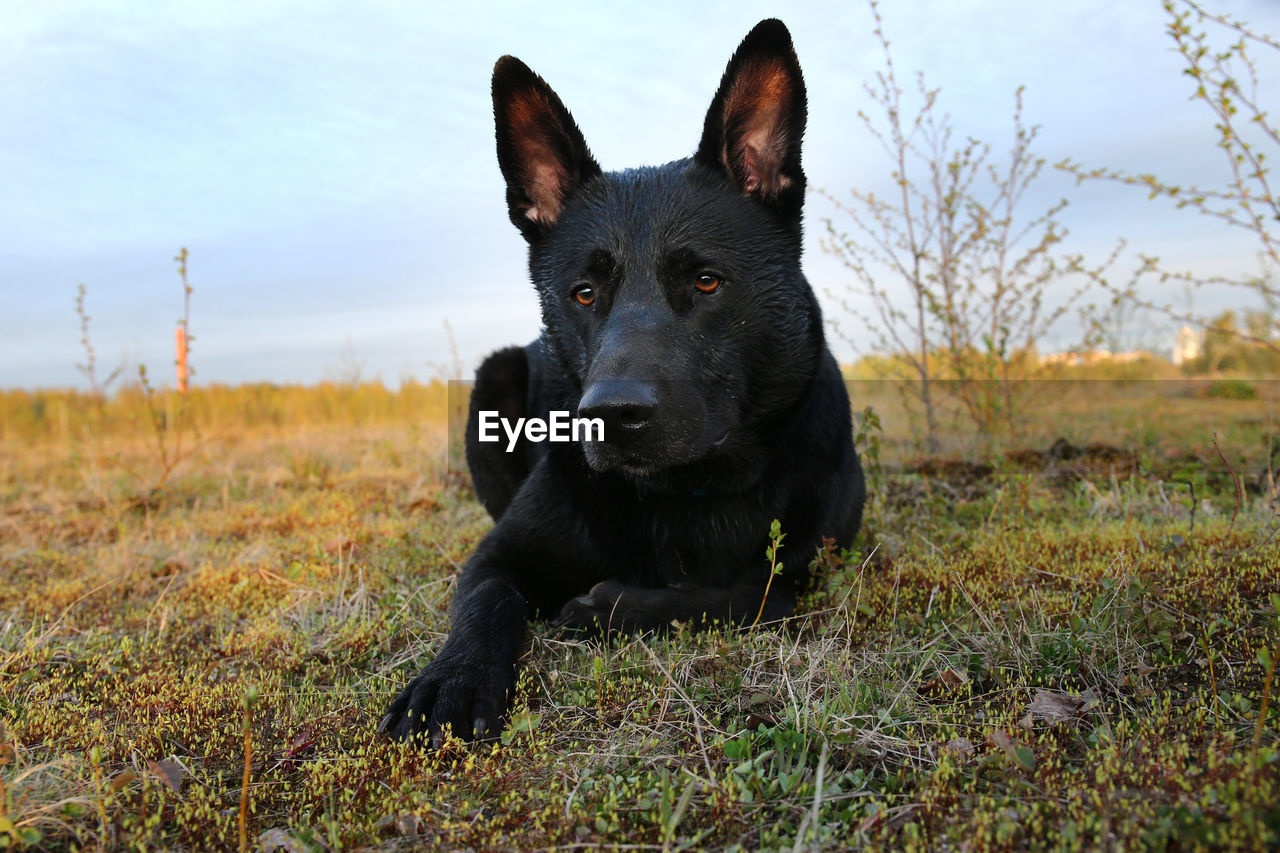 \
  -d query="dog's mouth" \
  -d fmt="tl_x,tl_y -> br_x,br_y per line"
582,424 -> 731,477
616,461 -> 659,477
